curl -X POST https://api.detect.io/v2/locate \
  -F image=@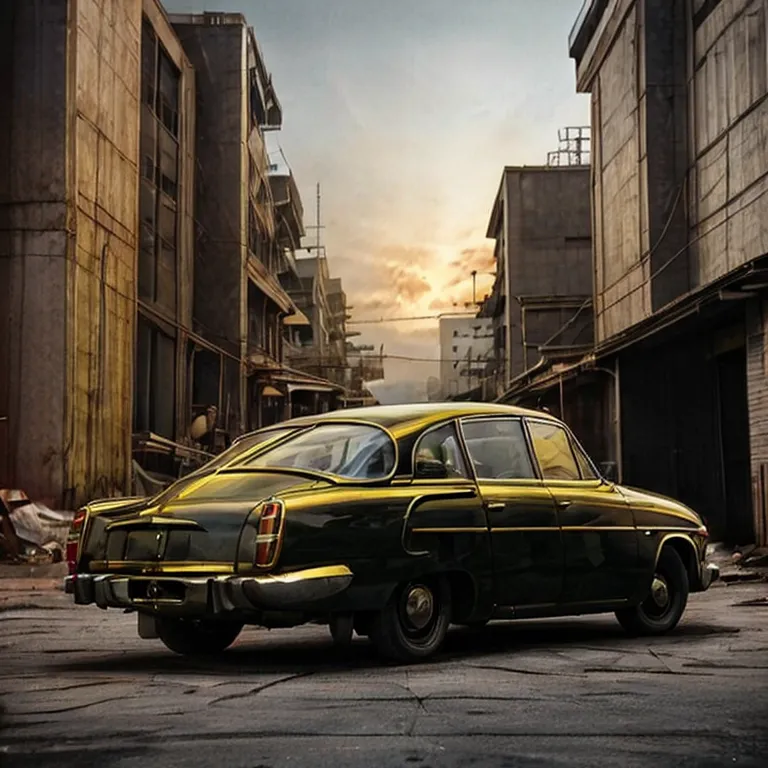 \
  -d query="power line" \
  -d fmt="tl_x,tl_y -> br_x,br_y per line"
348,311 -> 478,325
